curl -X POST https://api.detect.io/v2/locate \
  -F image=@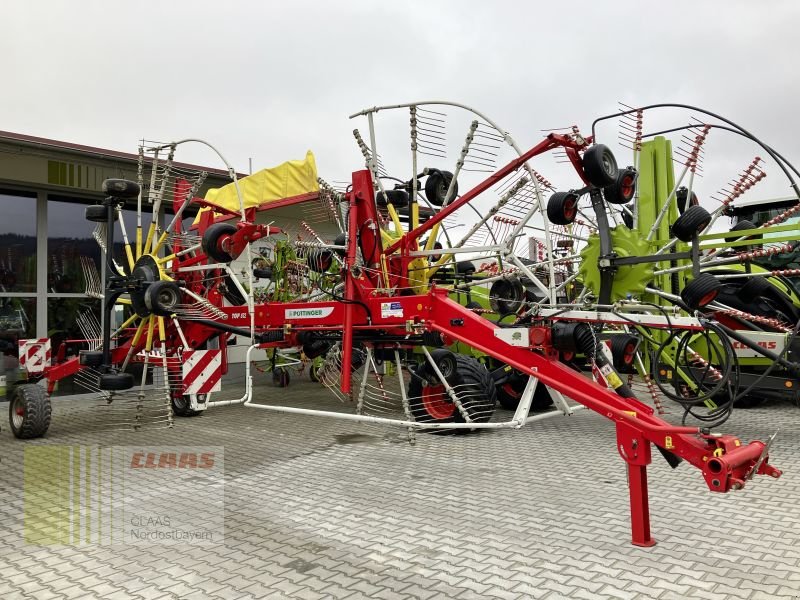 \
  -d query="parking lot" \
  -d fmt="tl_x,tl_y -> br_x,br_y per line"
0,376 -> 798,600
